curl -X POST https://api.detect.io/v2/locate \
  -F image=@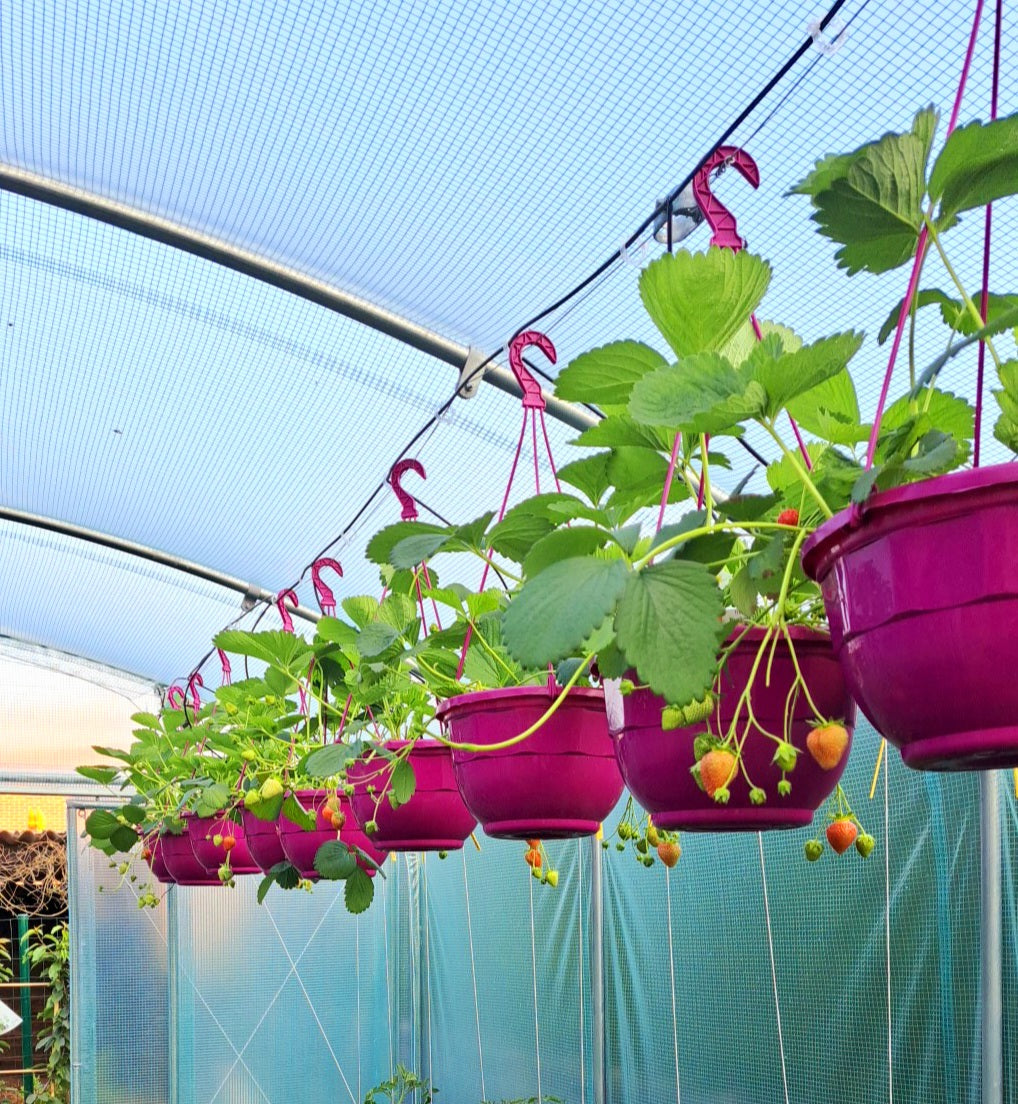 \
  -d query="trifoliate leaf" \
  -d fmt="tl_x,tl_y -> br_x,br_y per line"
629,352 -> 765,434
614,561 -> 724,704
930,113 -> 1018,221
638,250 -> 772,358
502,557 -> 629,668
